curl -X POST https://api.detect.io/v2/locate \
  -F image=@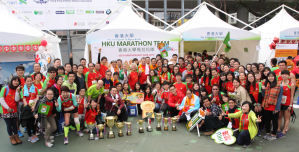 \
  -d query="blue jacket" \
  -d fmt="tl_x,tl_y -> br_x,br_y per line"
178,94 -> 200,113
